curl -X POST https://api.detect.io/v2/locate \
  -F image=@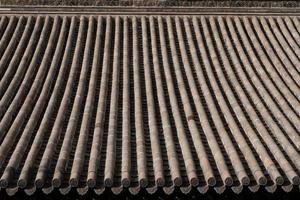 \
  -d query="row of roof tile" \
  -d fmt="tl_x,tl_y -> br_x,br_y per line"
0,15 -> 300,196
